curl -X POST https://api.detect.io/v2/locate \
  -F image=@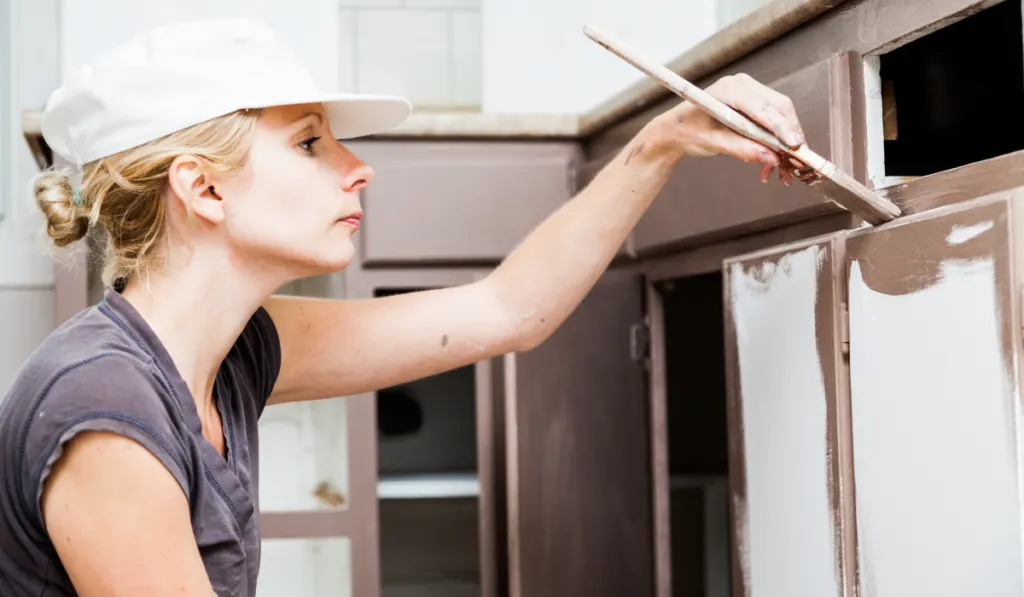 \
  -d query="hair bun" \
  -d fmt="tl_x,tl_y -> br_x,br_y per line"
34,169 -> 90,247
